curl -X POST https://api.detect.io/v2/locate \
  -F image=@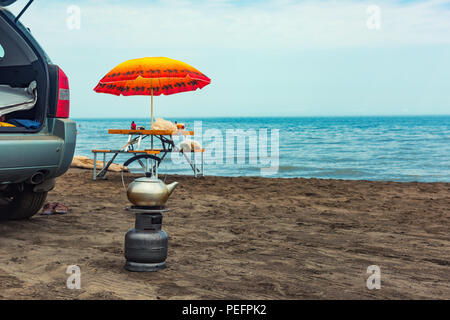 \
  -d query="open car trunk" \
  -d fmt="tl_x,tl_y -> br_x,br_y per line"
0,80 -> 37,118
0,7 -> 48,133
